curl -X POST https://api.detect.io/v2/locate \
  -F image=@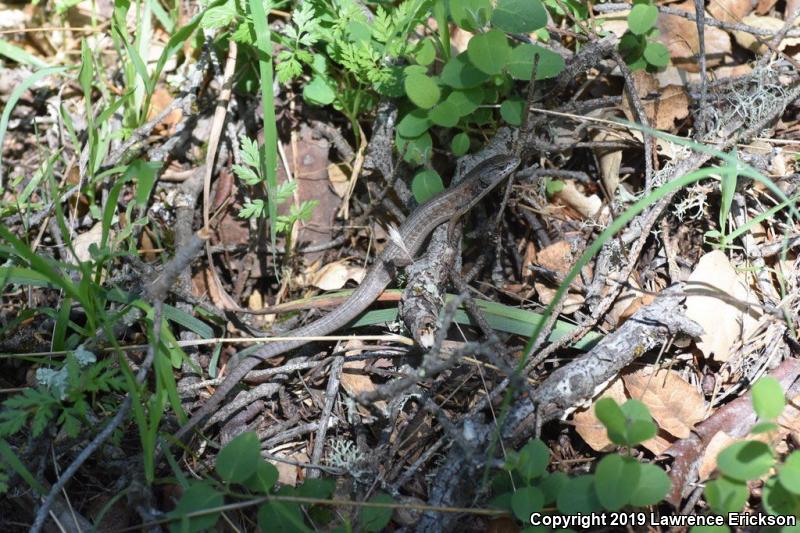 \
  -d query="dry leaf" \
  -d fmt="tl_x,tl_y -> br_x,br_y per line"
708,0 -> 755,23
554,181 -> 603,219
327,163 -> 350,197
622,368 -> 705,439
536,241 -> 572,275
205,267 -> 240,310
698,431 -> 738,480
621,72 -> 689,130
339,341 -> 378,396
574,378 -> 628,452
311,261 -> 366,290
734,15 -> 800,53
684,250 -> 762,362
72,223 -> 105,264
594,130 -> 622,196
658,0 -> 732,72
